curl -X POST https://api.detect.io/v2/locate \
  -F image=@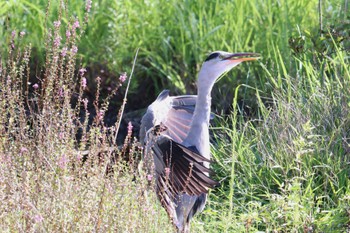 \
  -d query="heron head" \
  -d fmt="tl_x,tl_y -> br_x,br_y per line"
198,51 -> 260,86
